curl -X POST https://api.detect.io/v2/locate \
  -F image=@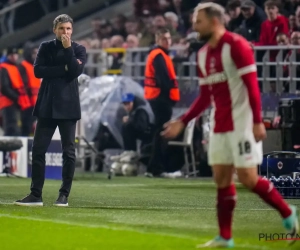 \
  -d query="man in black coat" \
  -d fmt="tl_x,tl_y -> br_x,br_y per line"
15,14 -> 86,207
